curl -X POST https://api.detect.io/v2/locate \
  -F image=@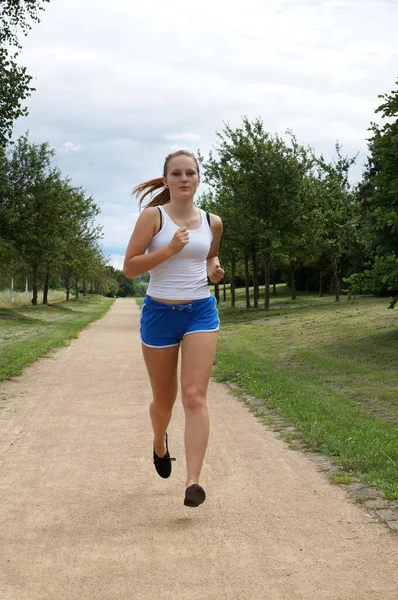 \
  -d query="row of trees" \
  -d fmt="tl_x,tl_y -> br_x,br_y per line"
198,81 -> 397,310
0,134 -> 116,303
1,4 -> 396,307
0,1 -> 123,303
